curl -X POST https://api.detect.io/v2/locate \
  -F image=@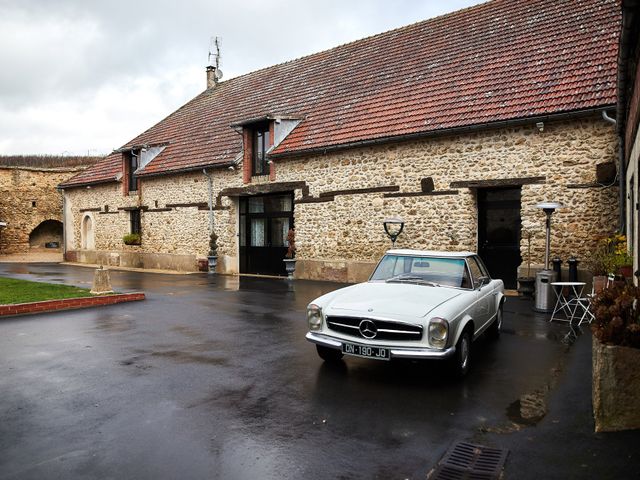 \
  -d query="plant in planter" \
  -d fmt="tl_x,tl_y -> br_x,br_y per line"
591,283 -> 640,432
517,229 -> 535,298
207,231 -> 218,273
588,233 -> 634,291
123,233 -> 141,246
283,228 -> 296,279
